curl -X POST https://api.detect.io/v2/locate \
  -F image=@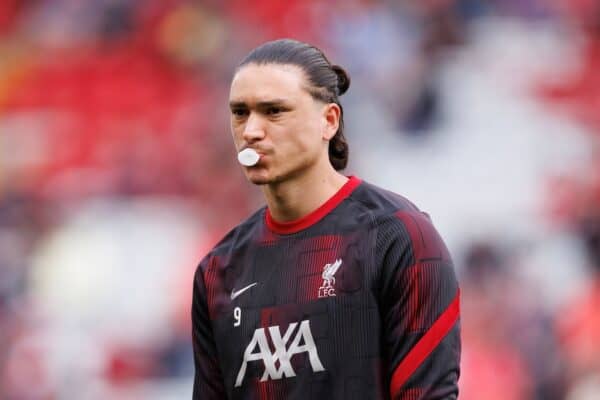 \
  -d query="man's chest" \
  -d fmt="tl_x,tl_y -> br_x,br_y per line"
206,233 -> 382,392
